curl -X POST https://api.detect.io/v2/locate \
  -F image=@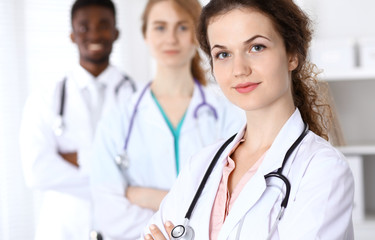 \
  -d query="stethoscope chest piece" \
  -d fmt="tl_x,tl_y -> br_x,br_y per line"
115,150 -> 130,170
53,116 -> 65,136
171,224 -> 195,240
